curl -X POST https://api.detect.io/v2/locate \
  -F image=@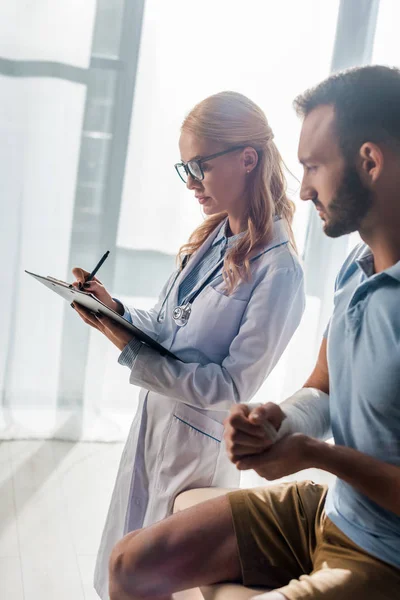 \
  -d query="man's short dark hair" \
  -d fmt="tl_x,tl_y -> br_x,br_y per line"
294,65 -> 400,160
